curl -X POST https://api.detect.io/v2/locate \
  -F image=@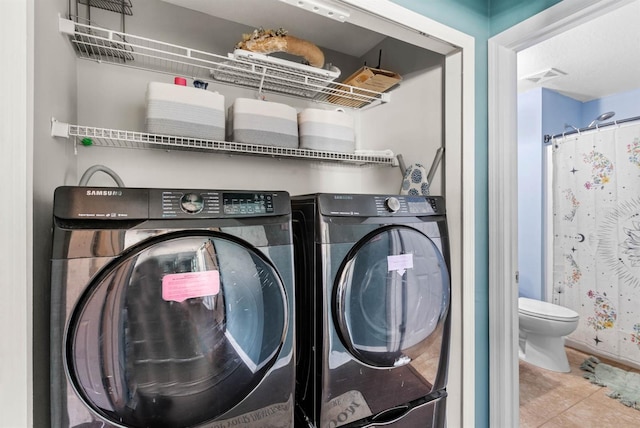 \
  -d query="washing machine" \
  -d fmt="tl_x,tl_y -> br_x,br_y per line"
50,186 -> 295,428
291,194 -> 450,428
